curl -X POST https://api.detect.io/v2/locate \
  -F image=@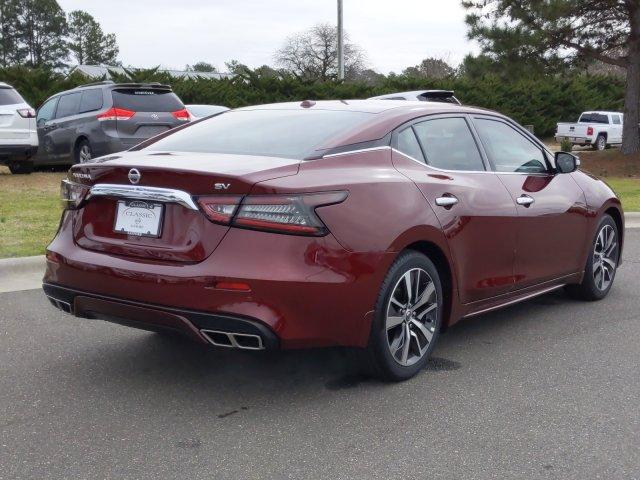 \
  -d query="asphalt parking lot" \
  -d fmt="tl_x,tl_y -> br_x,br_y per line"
1,231 -> 639,480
